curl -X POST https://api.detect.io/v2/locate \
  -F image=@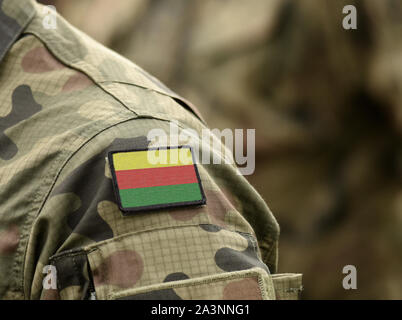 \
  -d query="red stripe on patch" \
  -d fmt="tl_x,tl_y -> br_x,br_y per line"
115,165 -> 198,190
